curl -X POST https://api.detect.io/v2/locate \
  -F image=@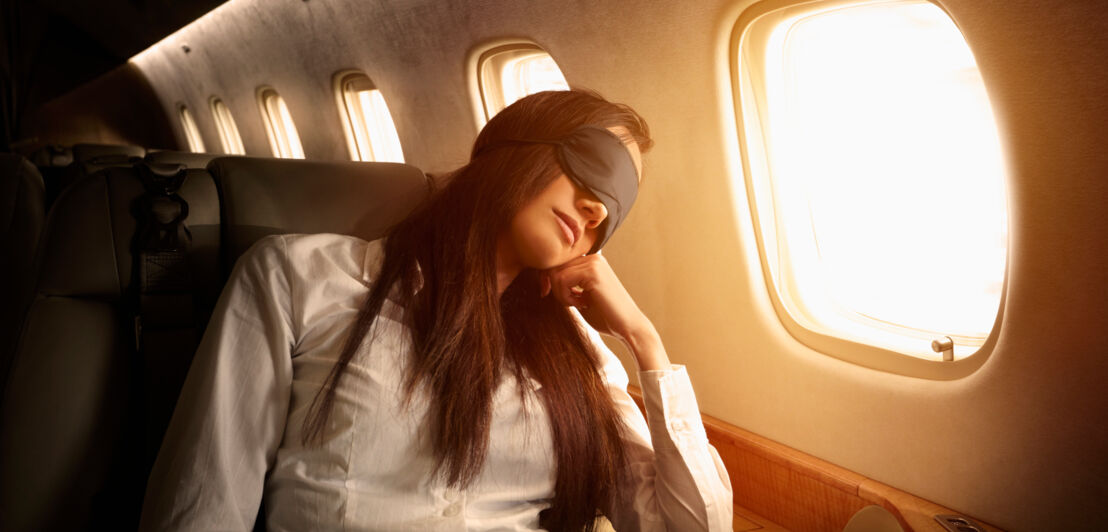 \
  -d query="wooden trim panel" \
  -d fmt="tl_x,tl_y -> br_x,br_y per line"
626,386 -> 1003,532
